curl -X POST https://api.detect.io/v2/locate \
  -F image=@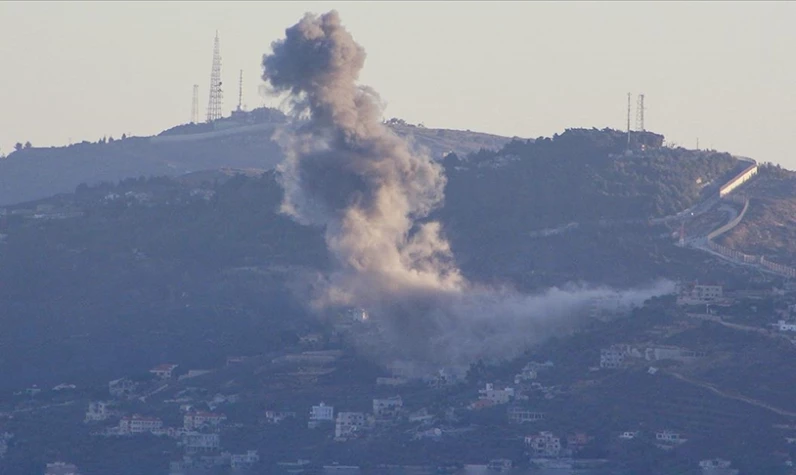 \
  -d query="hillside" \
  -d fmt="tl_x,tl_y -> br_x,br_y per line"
716,164 -> 796,266
0,108 -> 514,206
